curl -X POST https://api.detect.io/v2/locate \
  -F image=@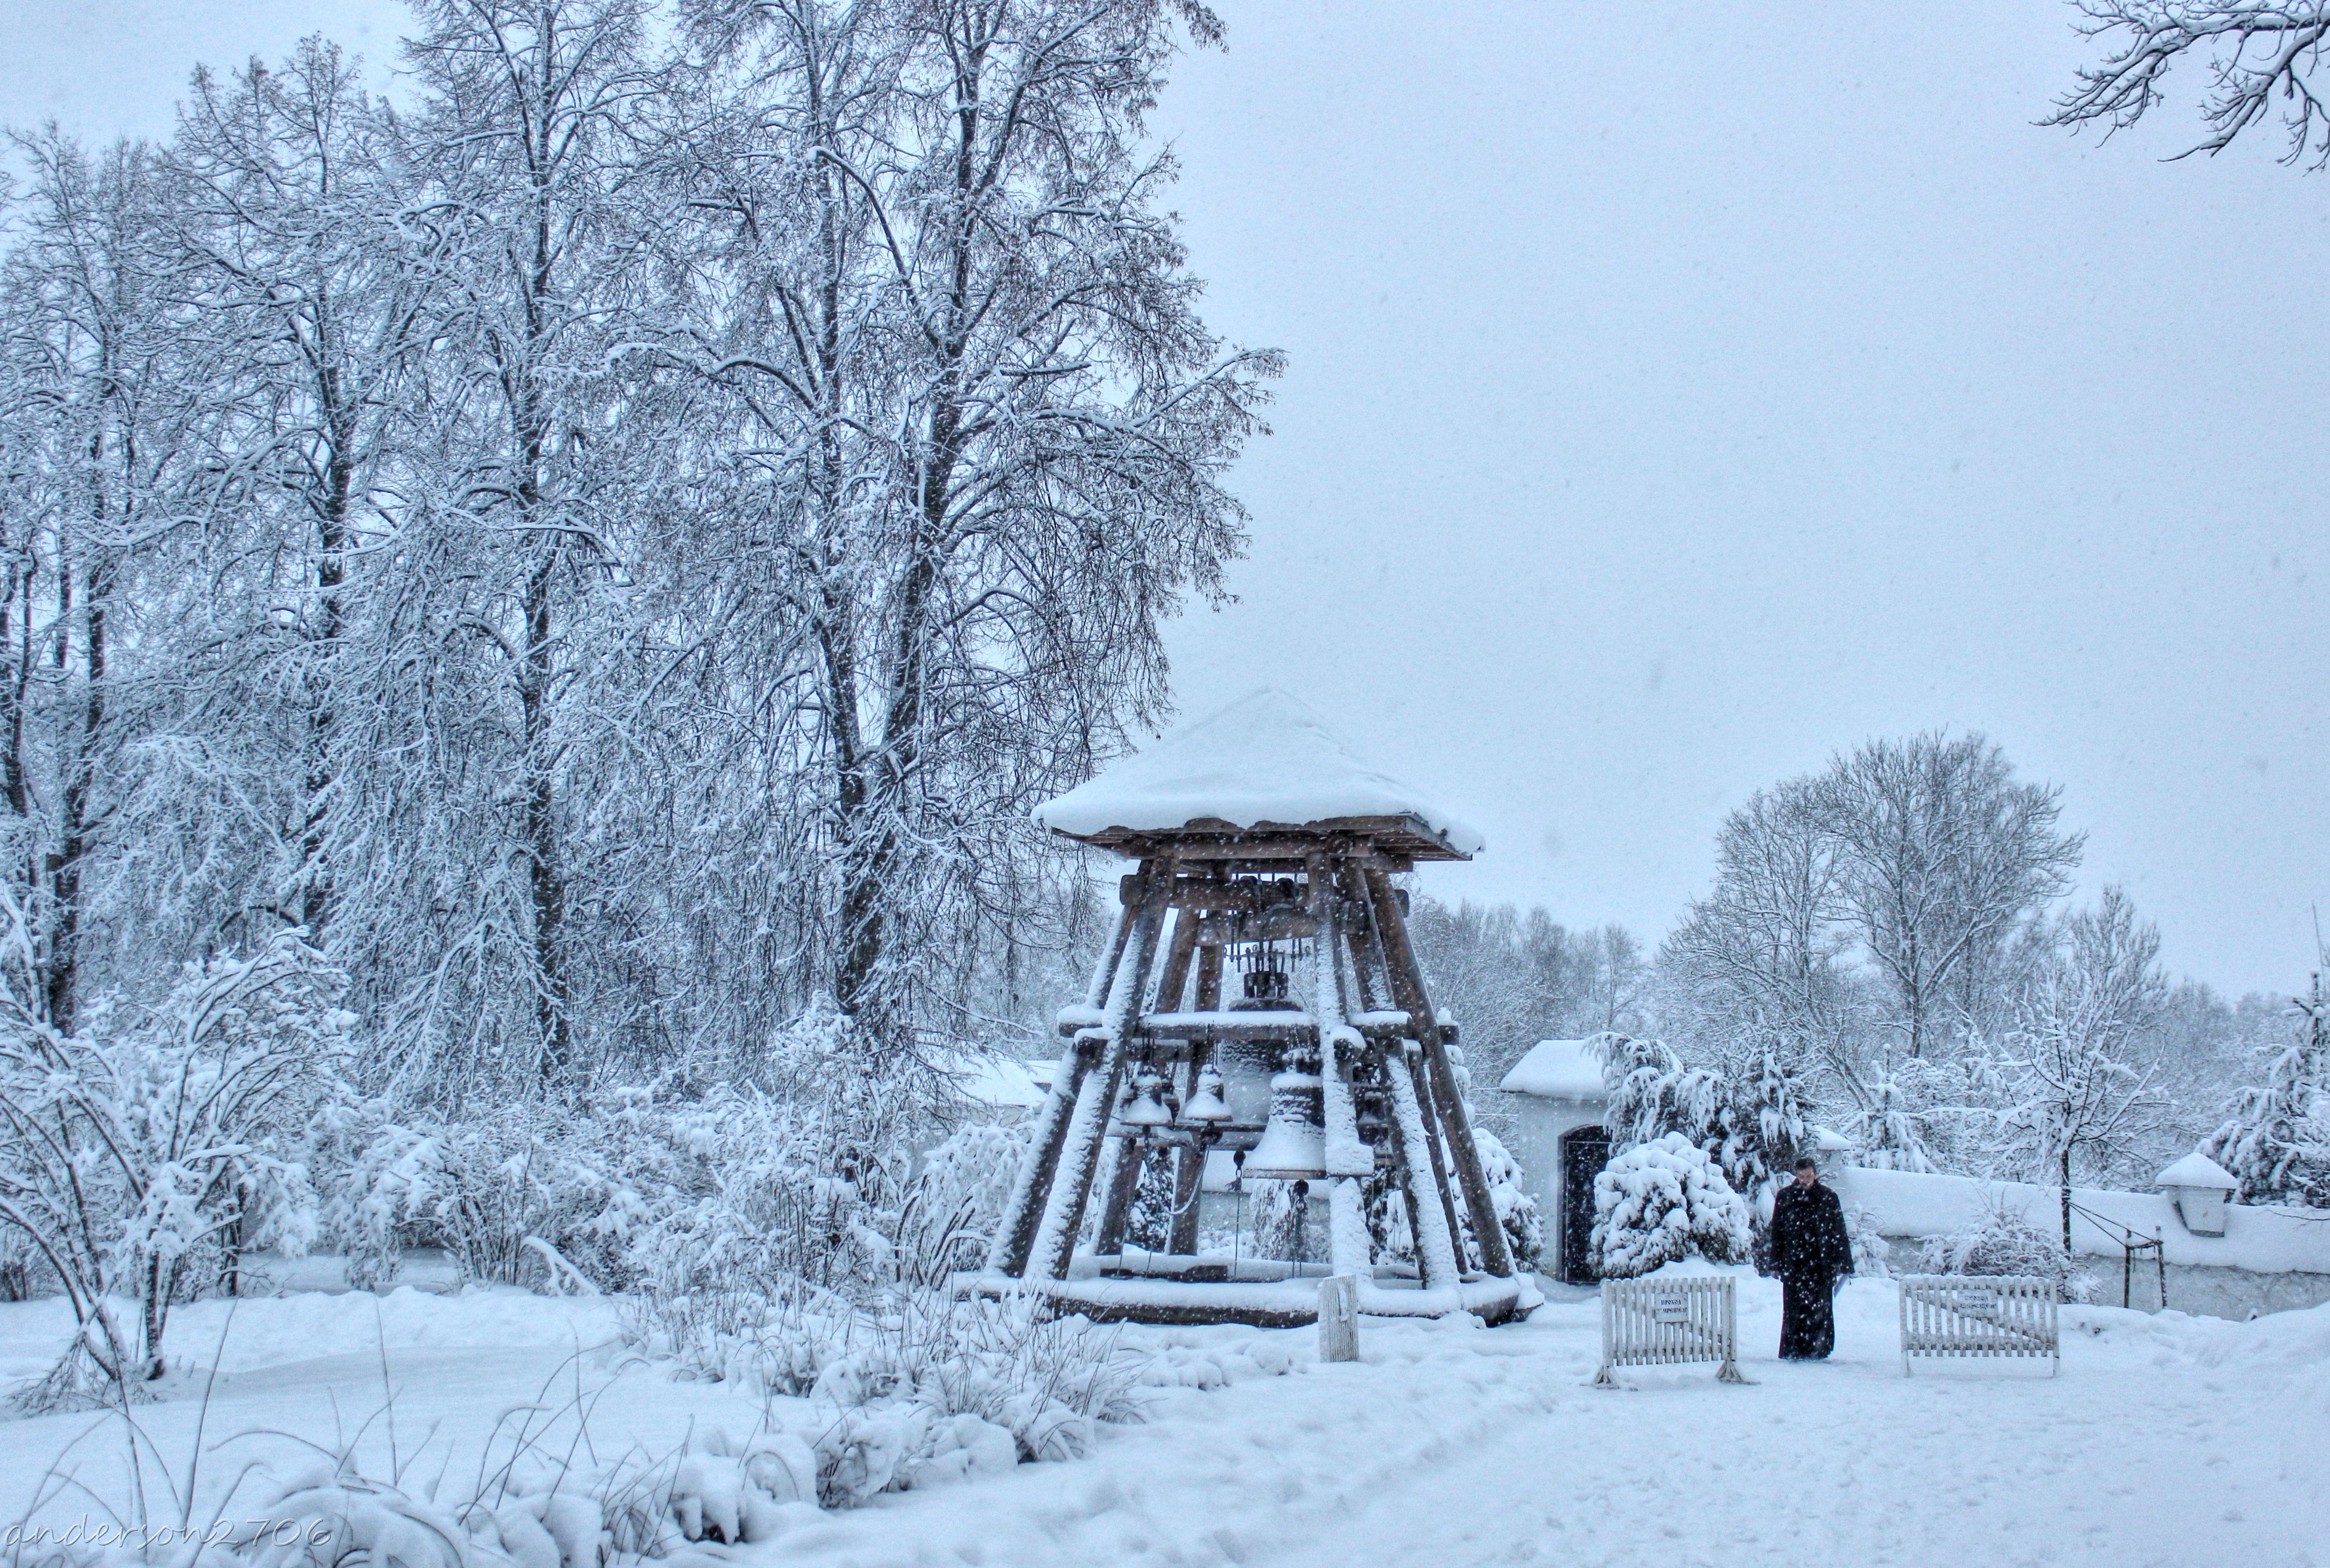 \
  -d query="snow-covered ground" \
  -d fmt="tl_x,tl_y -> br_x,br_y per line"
3,1272 -> 2324,1568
